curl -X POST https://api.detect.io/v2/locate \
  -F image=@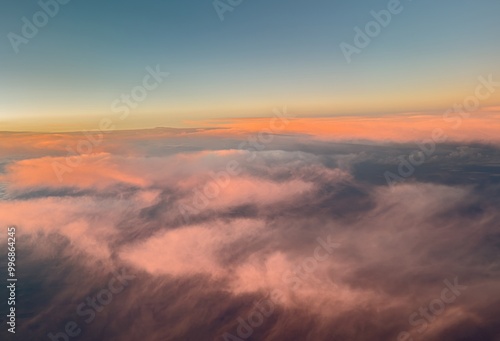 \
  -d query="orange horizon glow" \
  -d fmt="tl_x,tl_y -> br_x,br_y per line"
190,109 -> 500,144
2,109 -> 500,149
